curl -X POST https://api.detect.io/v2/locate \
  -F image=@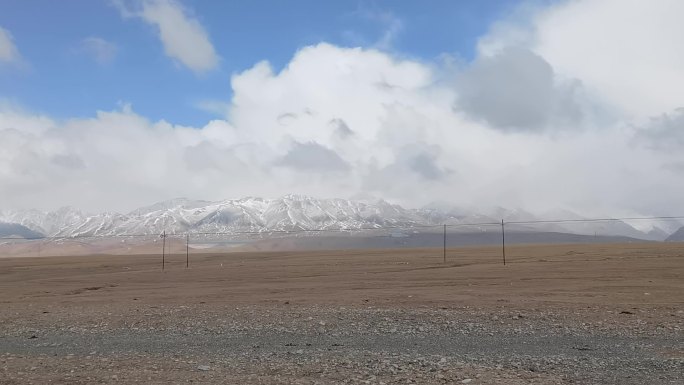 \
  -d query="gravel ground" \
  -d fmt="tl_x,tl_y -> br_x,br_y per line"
1,245 -> 682,384
1,305 -> 682,384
